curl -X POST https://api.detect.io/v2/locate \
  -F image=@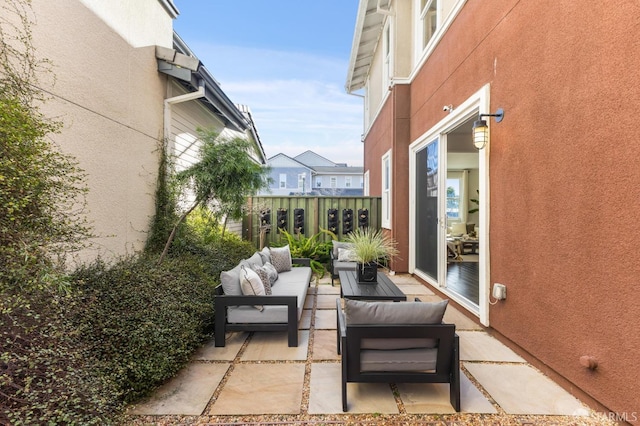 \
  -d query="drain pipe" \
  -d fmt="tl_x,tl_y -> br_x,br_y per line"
163,78 -> 205,147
